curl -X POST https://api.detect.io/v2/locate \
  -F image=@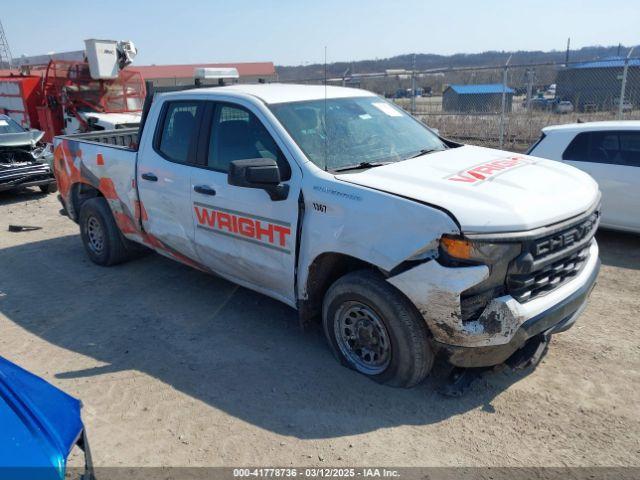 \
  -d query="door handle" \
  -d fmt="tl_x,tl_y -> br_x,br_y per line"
141,172 -> 158,182
193,185 -> 216,196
